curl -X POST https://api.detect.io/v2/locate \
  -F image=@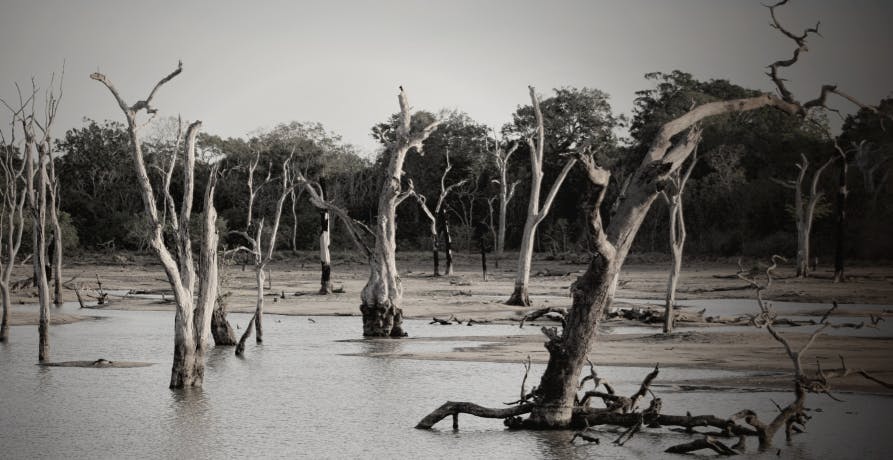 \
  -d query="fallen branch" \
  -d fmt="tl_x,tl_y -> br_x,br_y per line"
665,435 -> 739,455
414,402 -> 534,430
